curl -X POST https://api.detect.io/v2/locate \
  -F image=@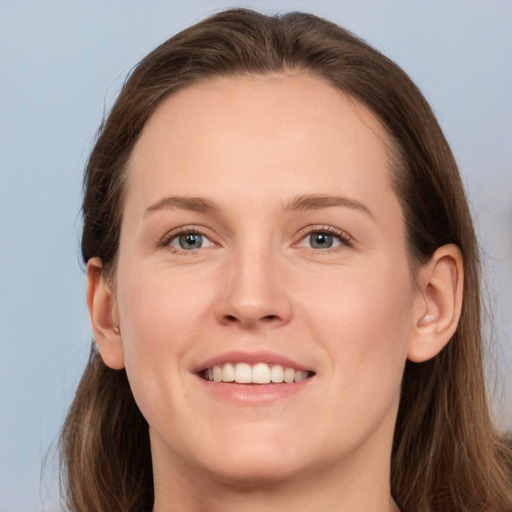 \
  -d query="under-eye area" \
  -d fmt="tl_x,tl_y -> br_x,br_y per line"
199,362 -> 315,384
